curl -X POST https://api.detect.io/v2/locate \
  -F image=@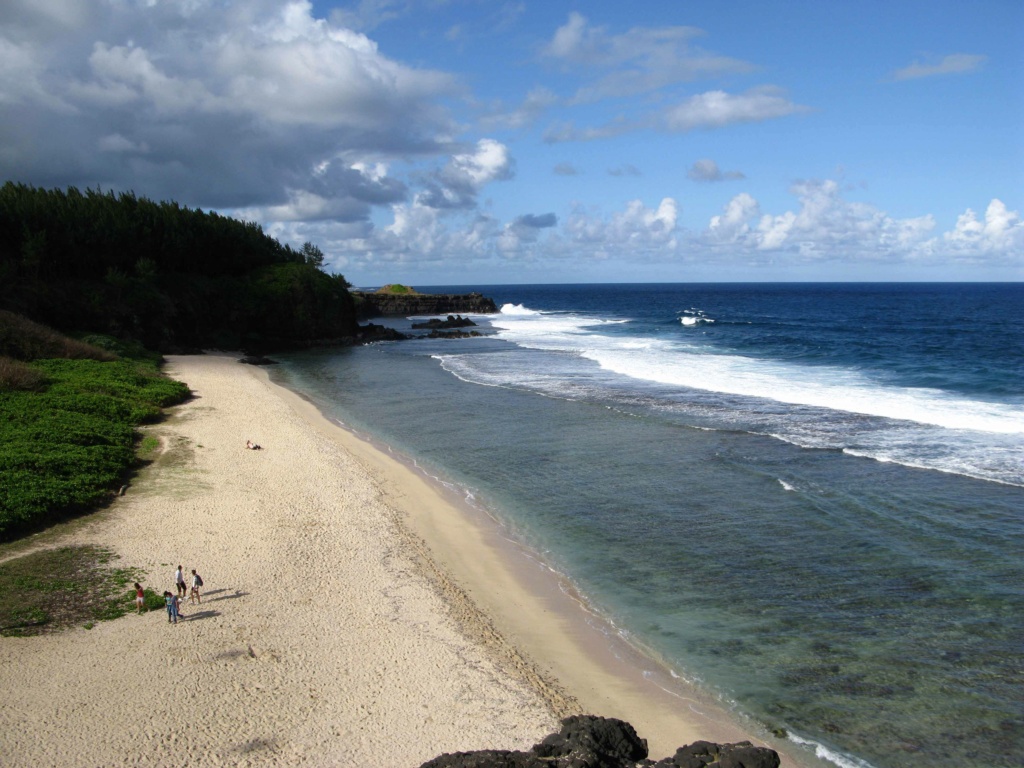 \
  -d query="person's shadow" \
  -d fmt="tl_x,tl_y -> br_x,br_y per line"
200,589 -> 249,603
181,609 -> 221,621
